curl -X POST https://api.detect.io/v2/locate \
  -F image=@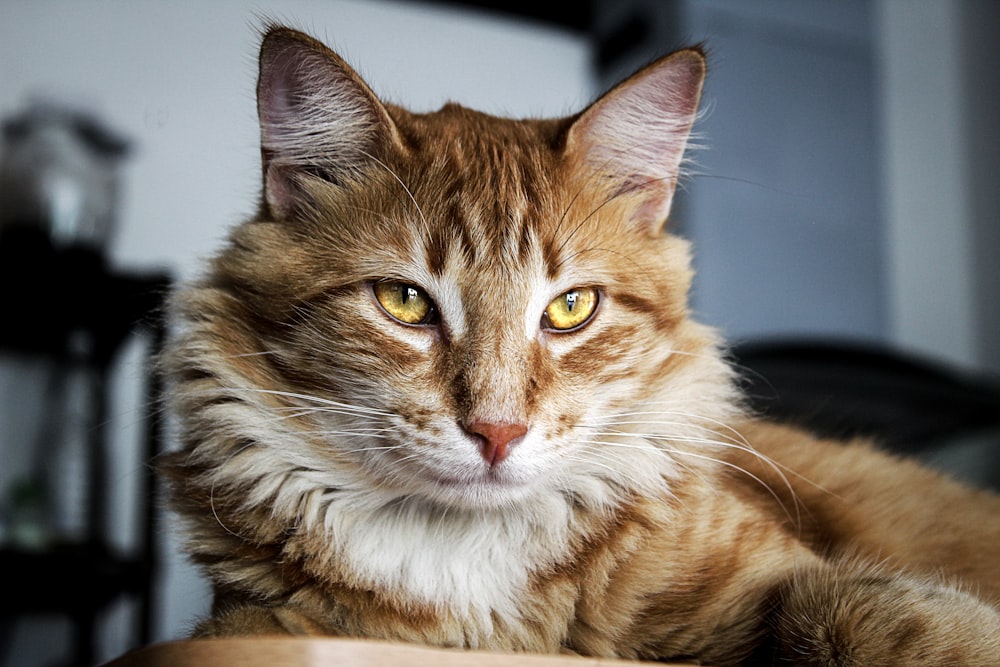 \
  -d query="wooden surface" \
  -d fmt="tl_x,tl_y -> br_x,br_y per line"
102,638 -> 690,666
